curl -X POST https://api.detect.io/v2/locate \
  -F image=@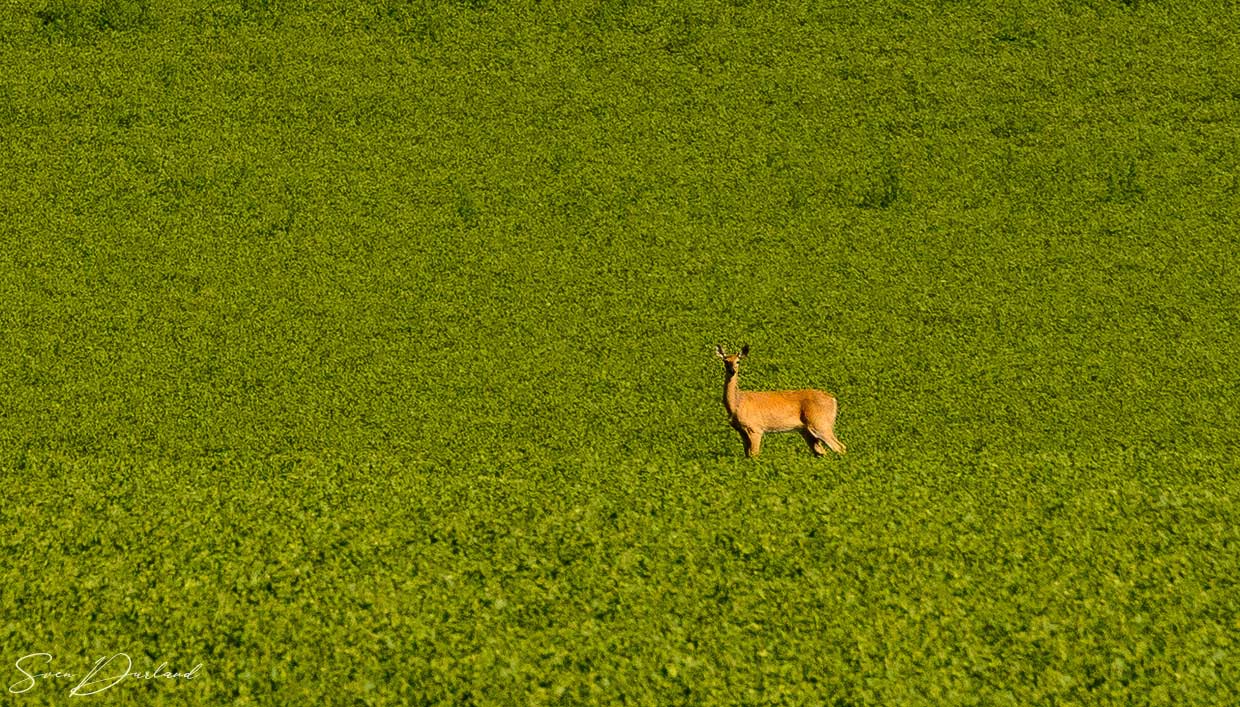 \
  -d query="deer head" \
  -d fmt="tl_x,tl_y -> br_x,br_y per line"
715,344 -> 749,375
